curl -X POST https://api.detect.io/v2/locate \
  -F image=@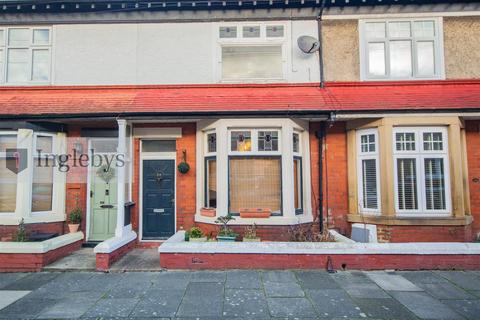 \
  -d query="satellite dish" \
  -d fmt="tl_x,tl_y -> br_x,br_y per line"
297,36 -> 320,54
